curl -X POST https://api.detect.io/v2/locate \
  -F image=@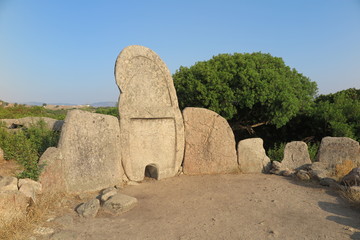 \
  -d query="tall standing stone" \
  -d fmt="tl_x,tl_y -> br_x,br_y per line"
281,141 -> 312,170
39,110 -> 124,193
115,45 -> 185,181
238,138 -> 271,173
182,107 -> 238,175
317,137 -> 360,166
